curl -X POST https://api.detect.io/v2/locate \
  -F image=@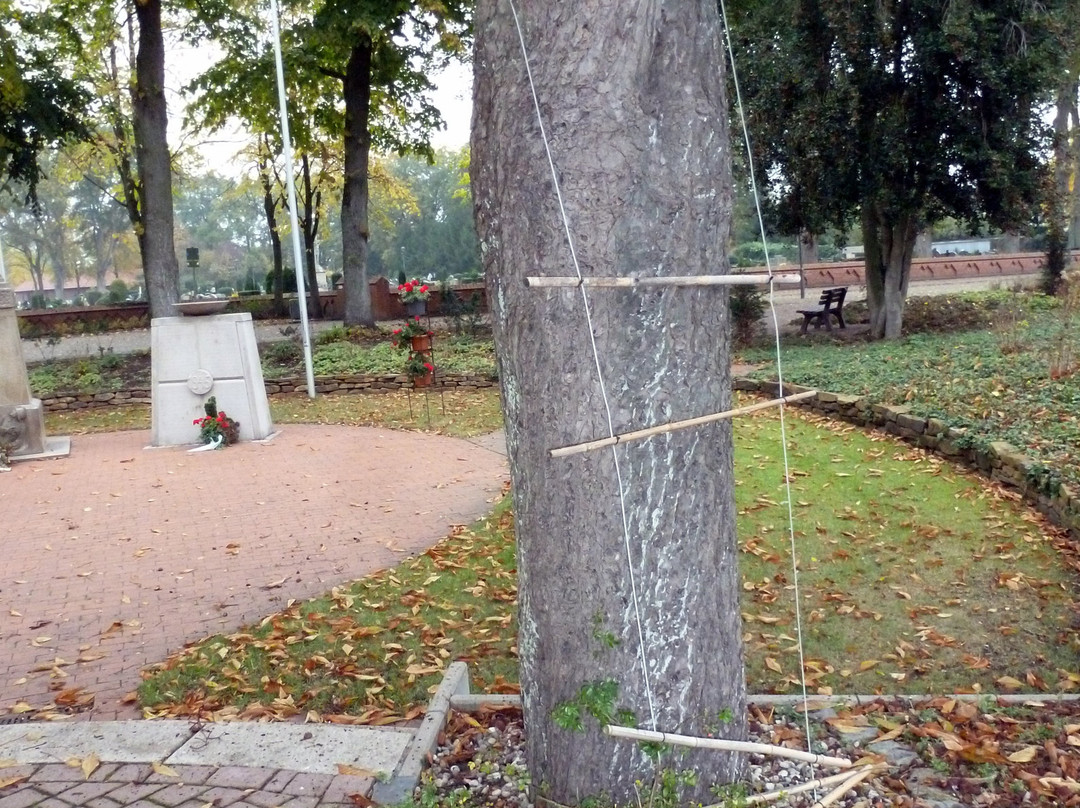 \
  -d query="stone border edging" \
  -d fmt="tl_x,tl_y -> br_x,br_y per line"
37,372 -> 497,413
734,378 -> 1080,538
371,661 -> 470,805
444,691 -> 1080,713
